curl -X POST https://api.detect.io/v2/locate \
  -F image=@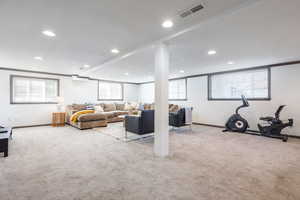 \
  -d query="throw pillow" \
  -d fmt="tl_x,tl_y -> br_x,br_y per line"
169,105 -> 180,112
104,103 -> 117,112
130,102 -> 139,109
150,103 -> 155,110
124,103 -> 134,111
85,105 -> 95,110
94,105 -> 104,113
115,103 -> 125,111
144,104 -> 151,110
72,104 -> 86,111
